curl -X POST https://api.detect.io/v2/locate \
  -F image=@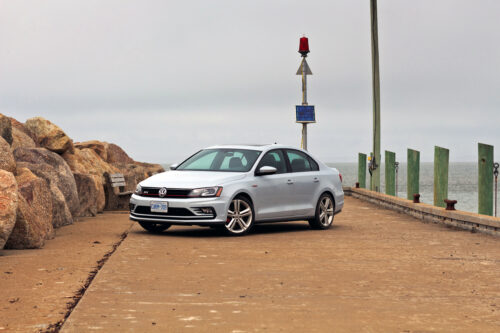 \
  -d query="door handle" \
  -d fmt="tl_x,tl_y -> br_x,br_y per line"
313,177 -> 320,183
287,180 -> 294,185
